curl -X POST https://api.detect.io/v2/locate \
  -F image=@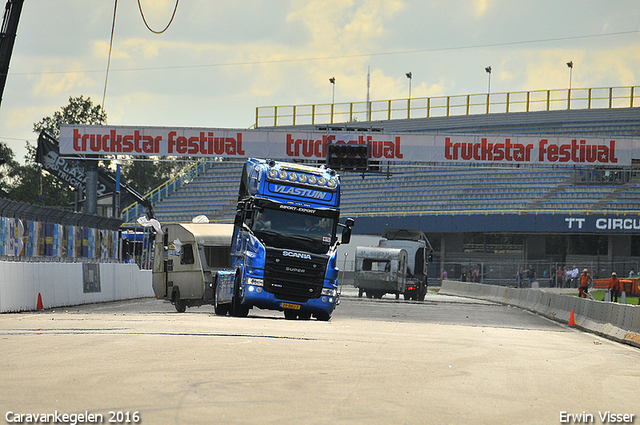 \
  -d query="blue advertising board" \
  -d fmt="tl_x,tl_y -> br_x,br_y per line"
353,212 -> 640,235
